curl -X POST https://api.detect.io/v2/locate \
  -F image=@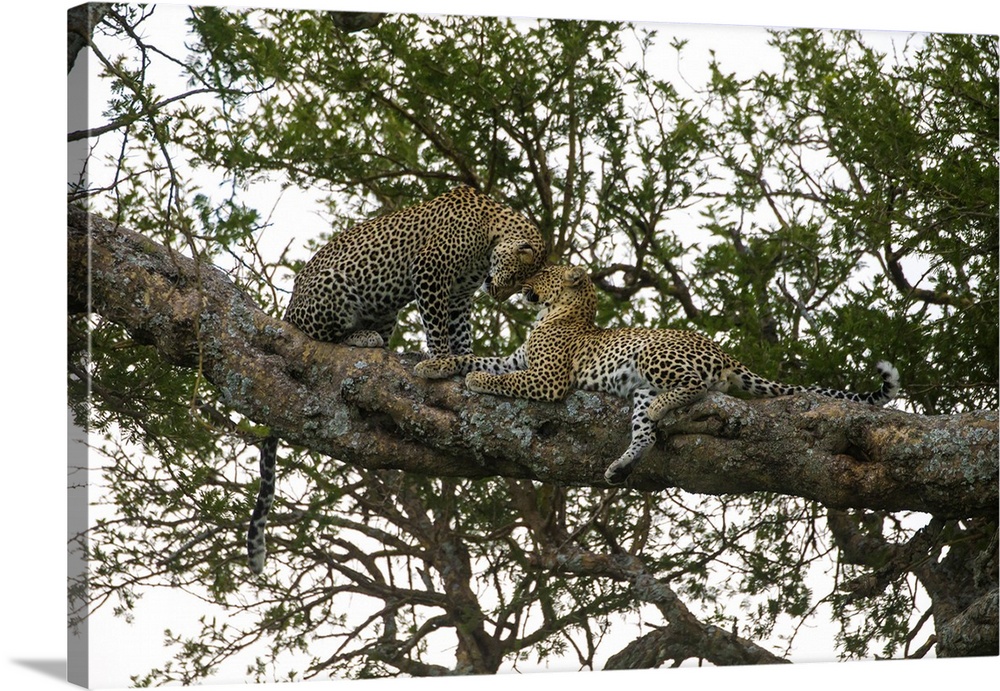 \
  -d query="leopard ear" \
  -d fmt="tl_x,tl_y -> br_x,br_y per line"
517,243 -> 536,264
563,266 -> 588,287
